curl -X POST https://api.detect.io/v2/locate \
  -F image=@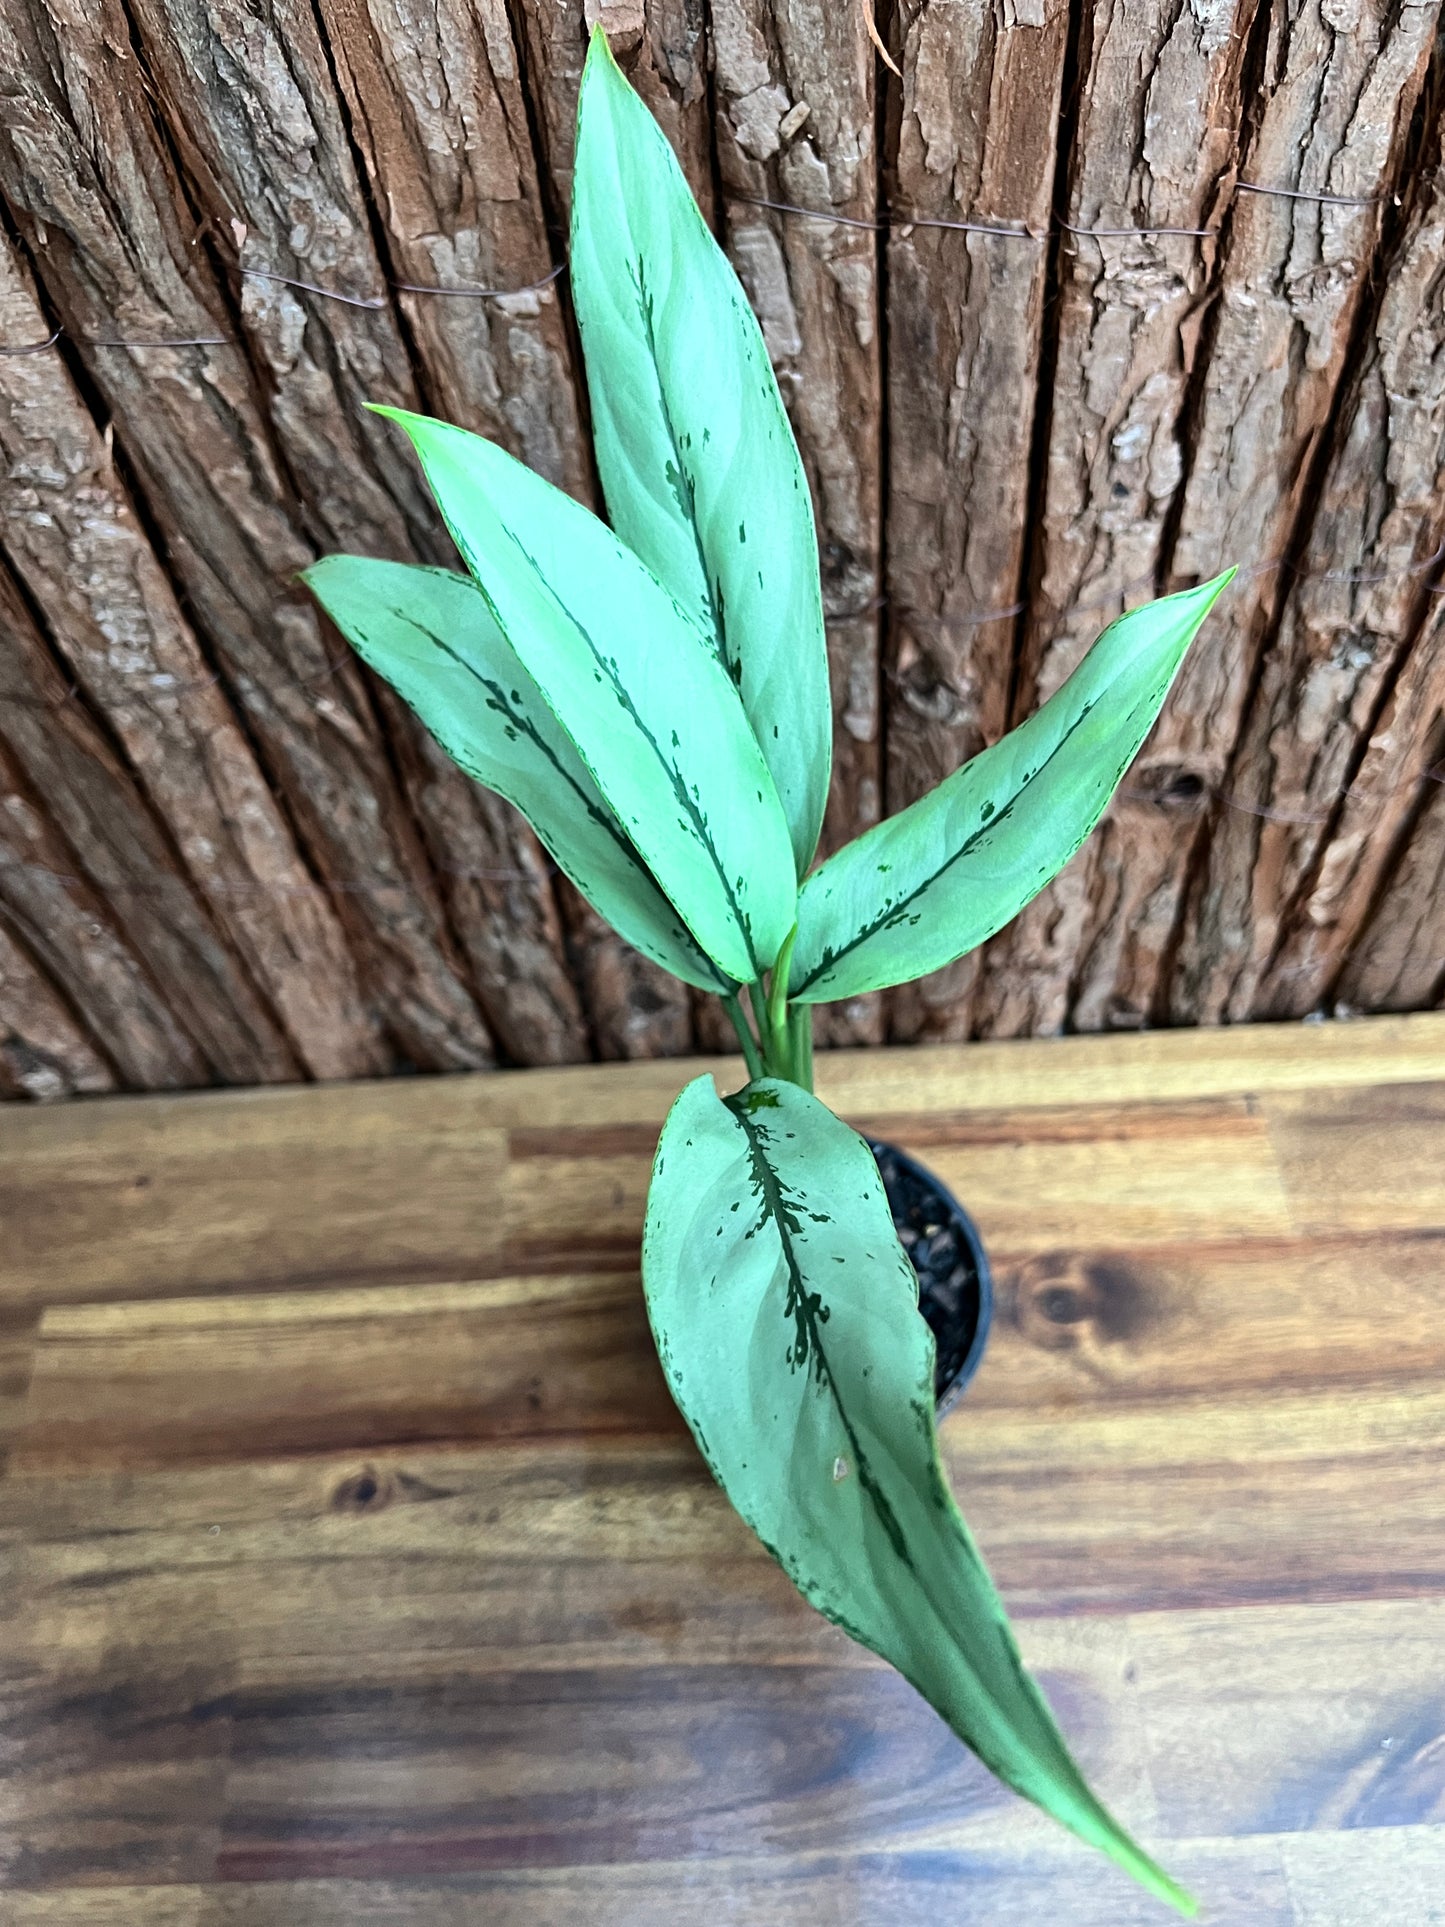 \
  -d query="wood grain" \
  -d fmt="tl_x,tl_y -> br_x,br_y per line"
0,919 -> 113,1101
978,0 -> 1442,1040
711,0 -> 884,1047
0,567 -> 294,1085
1186,111 -> 1445,1023
2,1020 -> 1443,1917
883,0 -> 1069,1043
121,0 -> 595,1067
0,229 -> 383,1082
0,0 -> 496,1072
